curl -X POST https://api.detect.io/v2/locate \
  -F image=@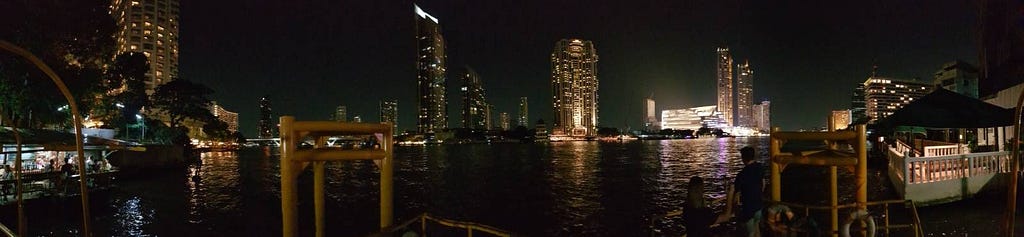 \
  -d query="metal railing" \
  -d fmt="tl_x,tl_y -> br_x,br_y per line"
888,147 -> 1010,184
373,213 -> 513,237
